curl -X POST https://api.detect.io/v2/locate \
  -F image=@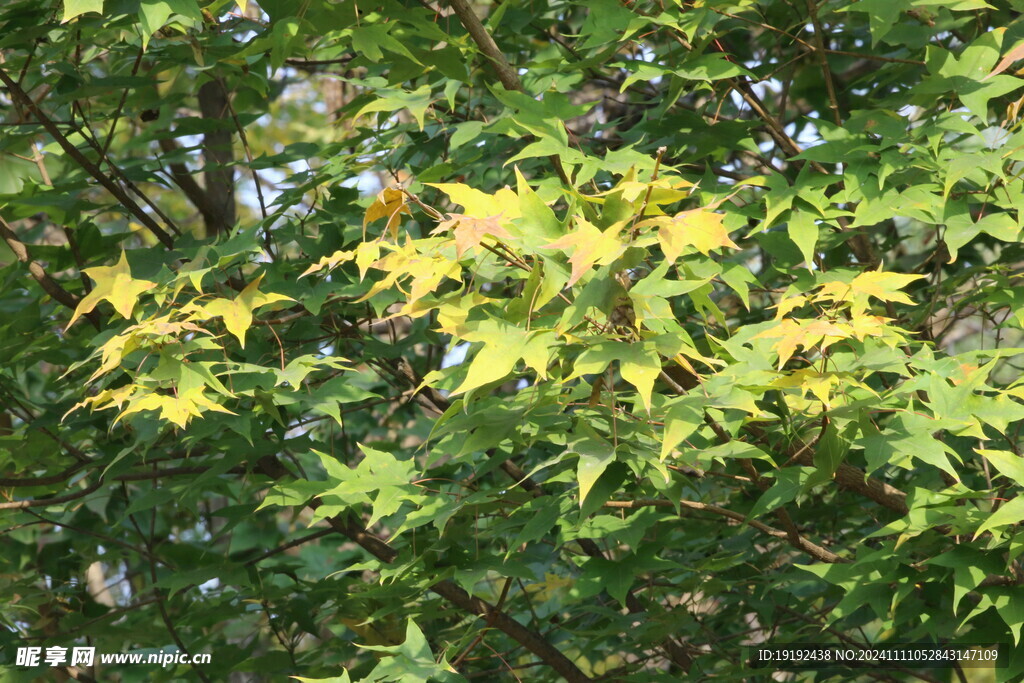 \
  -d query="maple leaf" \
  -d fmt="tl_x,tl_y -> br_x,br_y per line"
588,168 -> 693,206
817,271 -> 924,313
753,318 -> 850,368
640,208 -> 738,261
363,187 -> 411,240
426,182 -> 521,220
431,213 -> 512,257
116,386 -> 235,429
67,250 -> 157,329
541,219 -> 626,286
847,271 -> 923,304
299,249 -> 354,279
199,273 -> 294,348
402,253 -> 462,311
848,313 -> 889,340
526,572 -> 575,602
